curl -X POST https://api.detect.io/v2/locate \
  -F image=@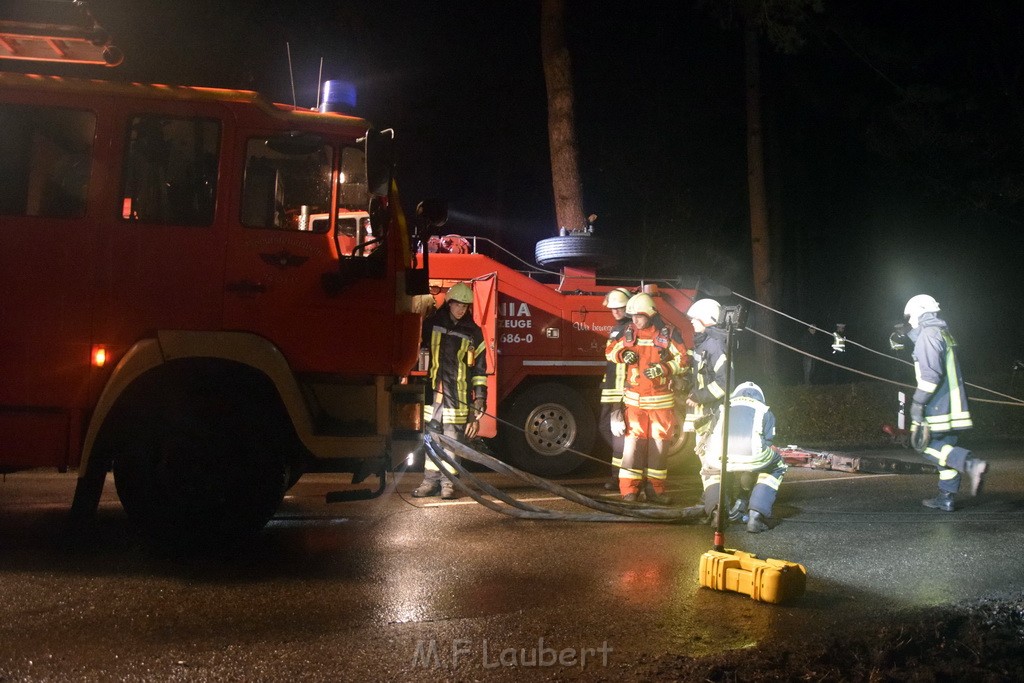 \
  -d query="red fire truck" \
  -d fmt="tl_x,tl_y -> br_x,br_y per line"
0,69 -> 429,544
420,232 -> 696,477
0,5 -> 699,541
